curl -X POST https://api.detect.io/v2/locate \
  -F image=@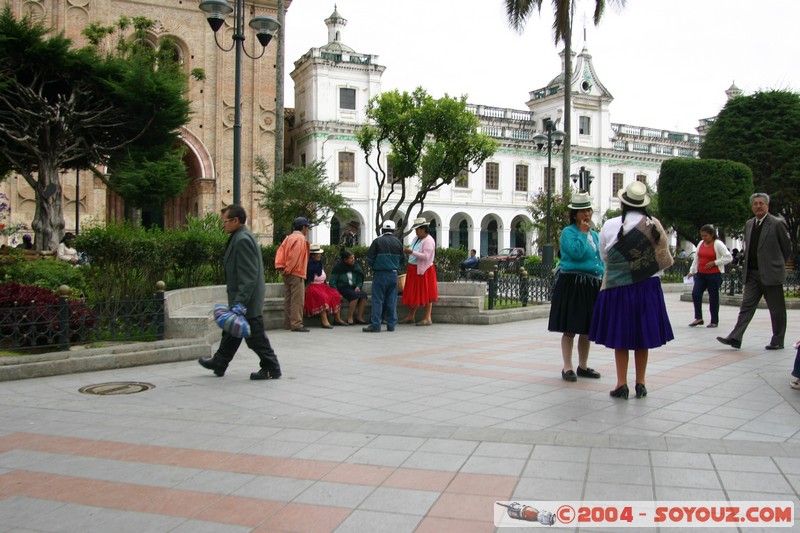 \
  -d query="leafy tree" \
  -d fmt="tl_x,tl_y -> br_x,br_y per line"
503,0 -> 625,191
0,9 -> 190,250
84,16 -> 191,213
658,158 -> 753,245
254,158 -> 351,241
700,90 -> 800,252
356,87 -> 497,236
528,191 -> 569,257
